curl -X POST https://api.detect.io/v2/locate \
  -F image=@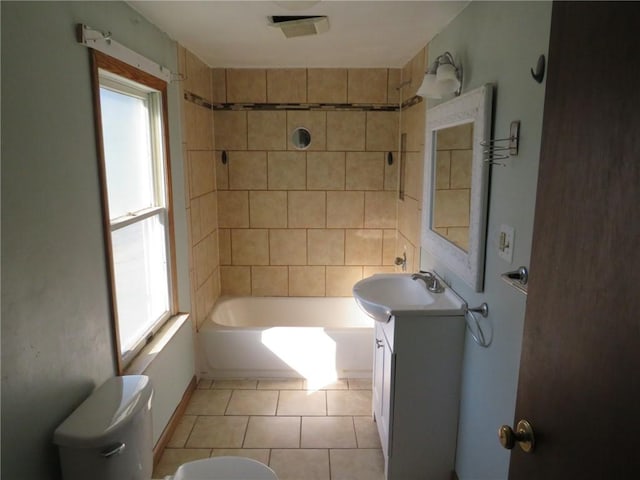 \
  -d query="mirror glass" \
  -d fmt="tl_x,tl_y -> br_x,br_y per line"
421,85 -> 492,292
291,127 -> 311,150
432,123 -> 473,252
